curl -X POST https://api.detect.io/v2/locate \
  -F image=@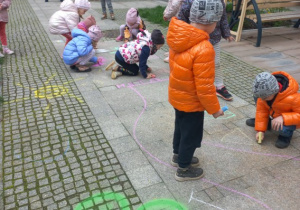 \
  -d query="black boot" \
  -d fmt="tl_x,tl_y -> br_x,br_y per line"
246,118 -> 255,127
175,166 -> 204,182
275,135 -> 292,149
245,118 -> 271,130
